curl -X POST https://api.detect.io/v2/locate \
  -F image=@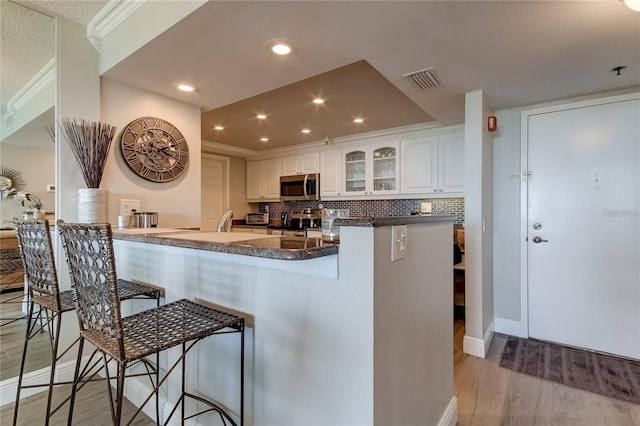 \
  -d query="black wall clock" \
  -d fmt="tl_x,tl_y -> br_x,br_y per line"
120,117 -> 189,183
